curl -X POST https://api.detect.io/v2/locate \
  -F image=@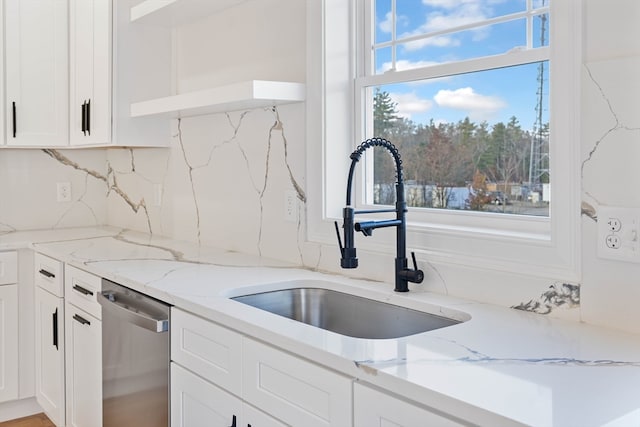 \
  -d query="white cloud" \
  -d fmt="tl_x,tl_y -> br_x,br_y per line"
379,11 -> 409,34
378,59 -> 440,73
379,11 -> 393,33
402,0 -> 506,51
422,0 -> 469,8
422,0 -> 508,9
433,87 -> 506,121
403,35 -> 460,51
422,3 -> 486,32
389,92 -> 433,120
